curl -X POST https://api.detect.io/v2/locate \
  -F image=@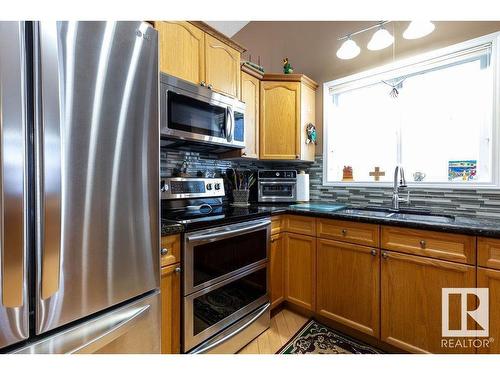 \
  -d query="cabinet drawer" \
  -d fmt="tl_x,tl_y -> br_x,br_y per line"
317,219 -> 379,247
478,237 -> 500,270
285,215 -> 316,236
271,215 -> 284,235
161,234 -> 181,267
381,226 -> 475,265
